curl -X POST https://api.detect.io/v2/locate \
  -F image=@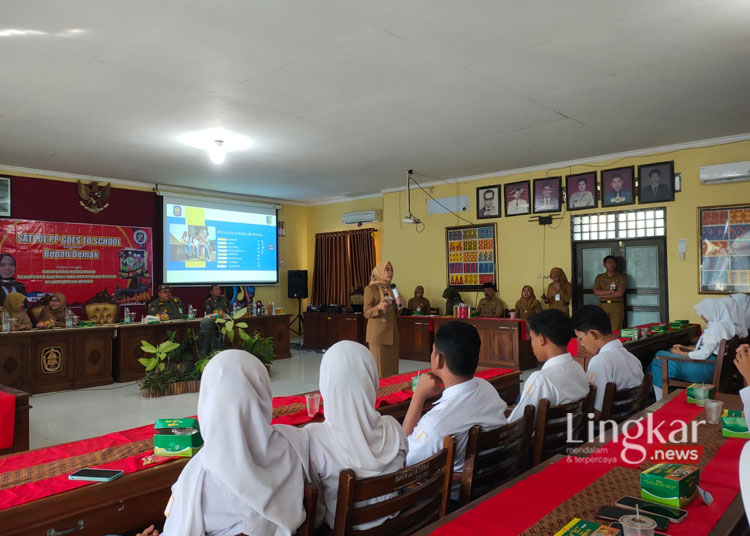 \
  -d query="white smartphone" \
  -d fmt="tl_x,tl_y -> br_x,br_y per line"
68,468 -> 124,482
